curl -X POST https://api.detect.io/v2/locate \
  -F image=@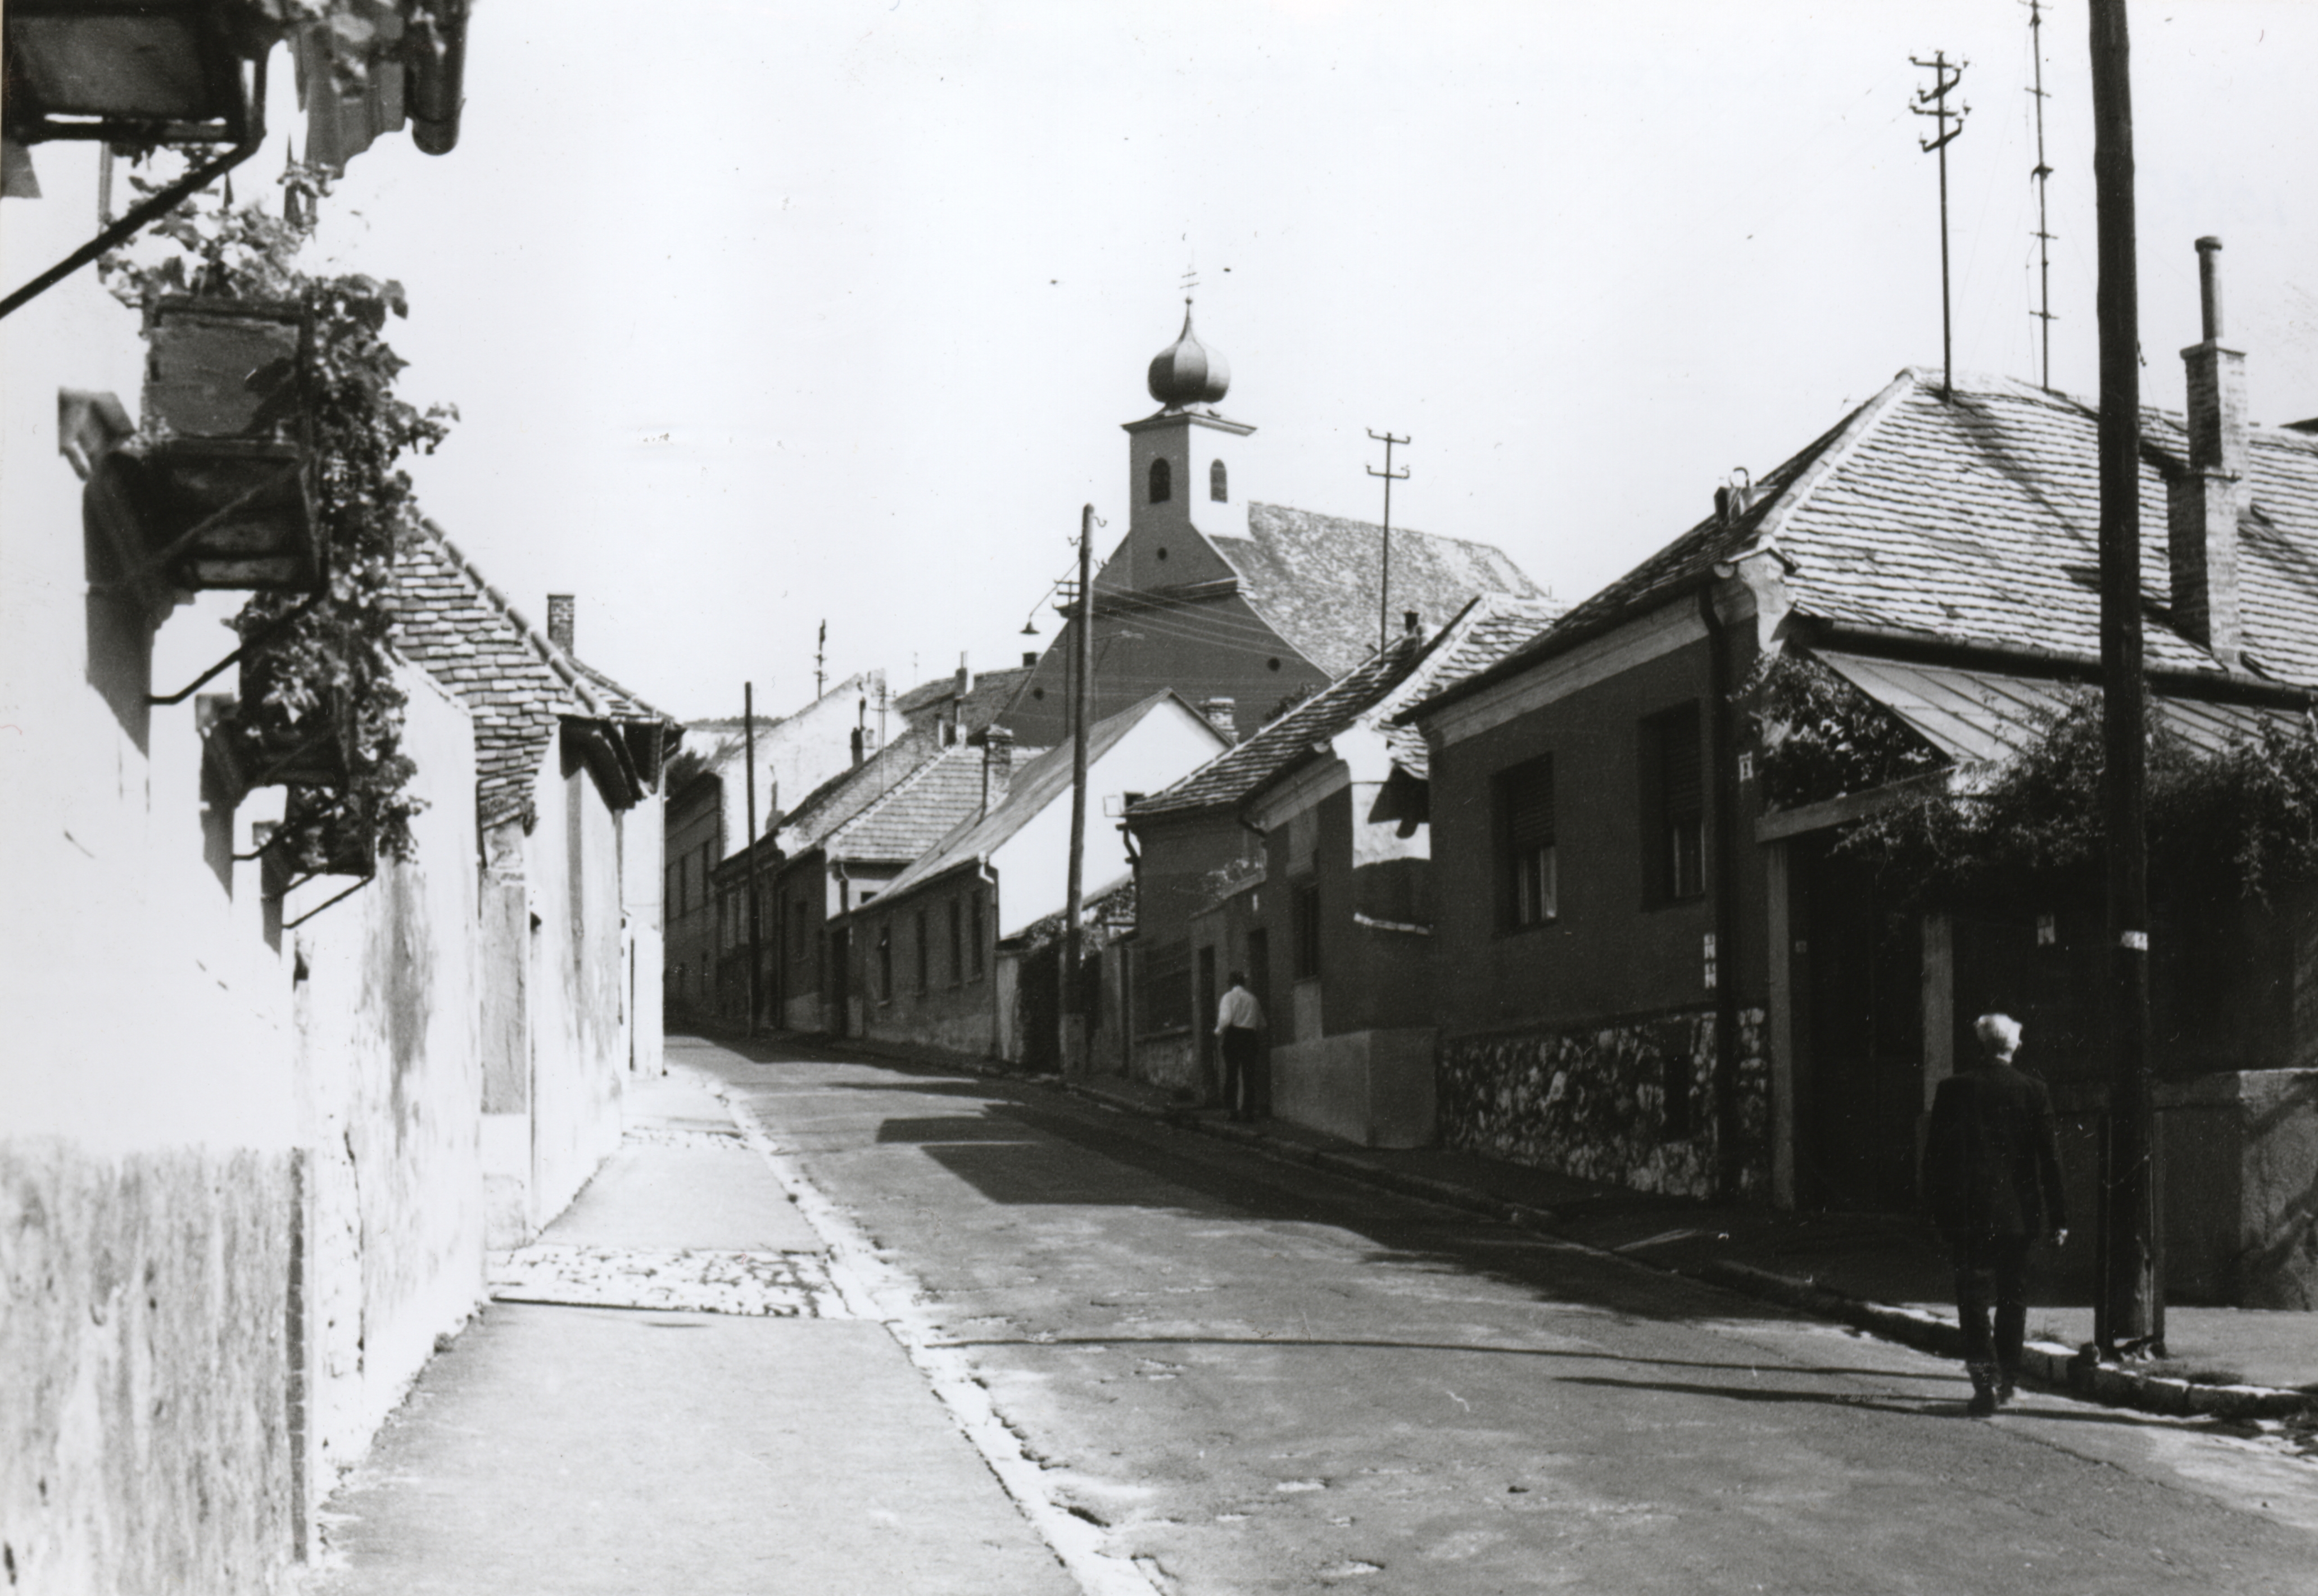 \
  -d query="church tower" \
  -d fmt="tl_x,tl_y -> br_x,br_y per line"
1111,302 -> 1256,592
